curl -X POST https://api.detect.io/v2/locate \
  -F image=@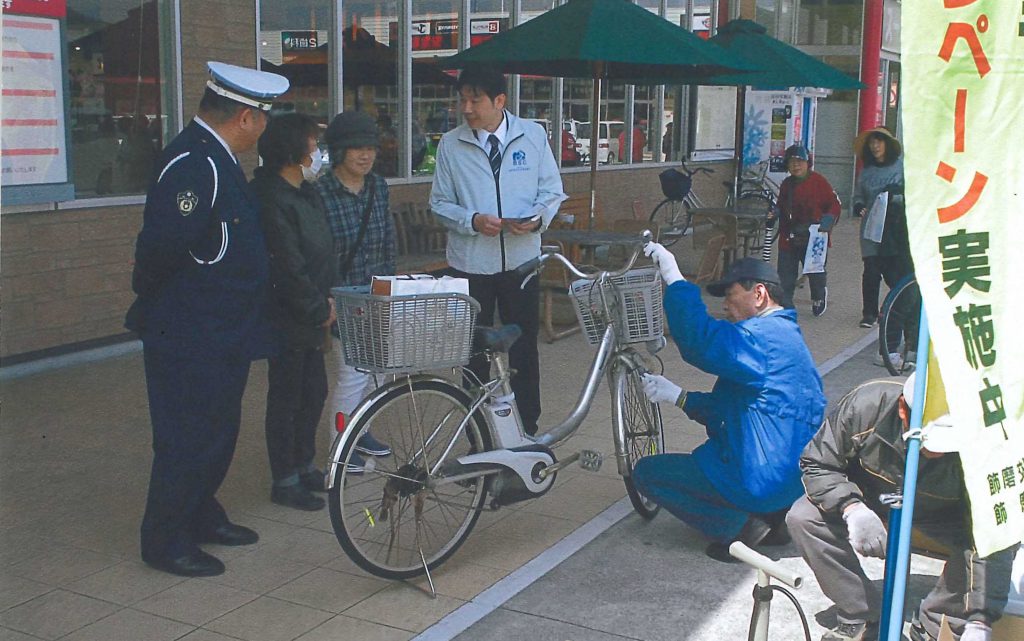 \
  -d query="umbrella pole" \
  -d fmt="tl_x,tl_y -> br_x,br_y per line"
732,85 -> 746,206
589,73 -> 602,230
